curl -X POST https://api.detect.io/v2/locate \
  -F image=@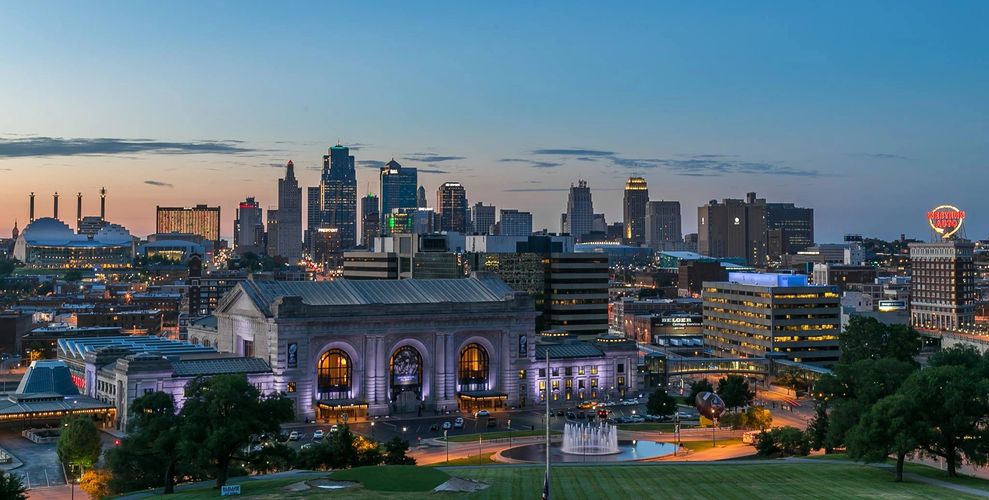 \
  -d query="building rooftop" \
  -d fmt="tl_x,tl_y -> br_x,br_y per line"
236,276 -> 517,309
15,360 -> 79,396
58,335 -> 216,360
535,342 -> 604,359
726,272 -> 809,288
170,357 -> 271,377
